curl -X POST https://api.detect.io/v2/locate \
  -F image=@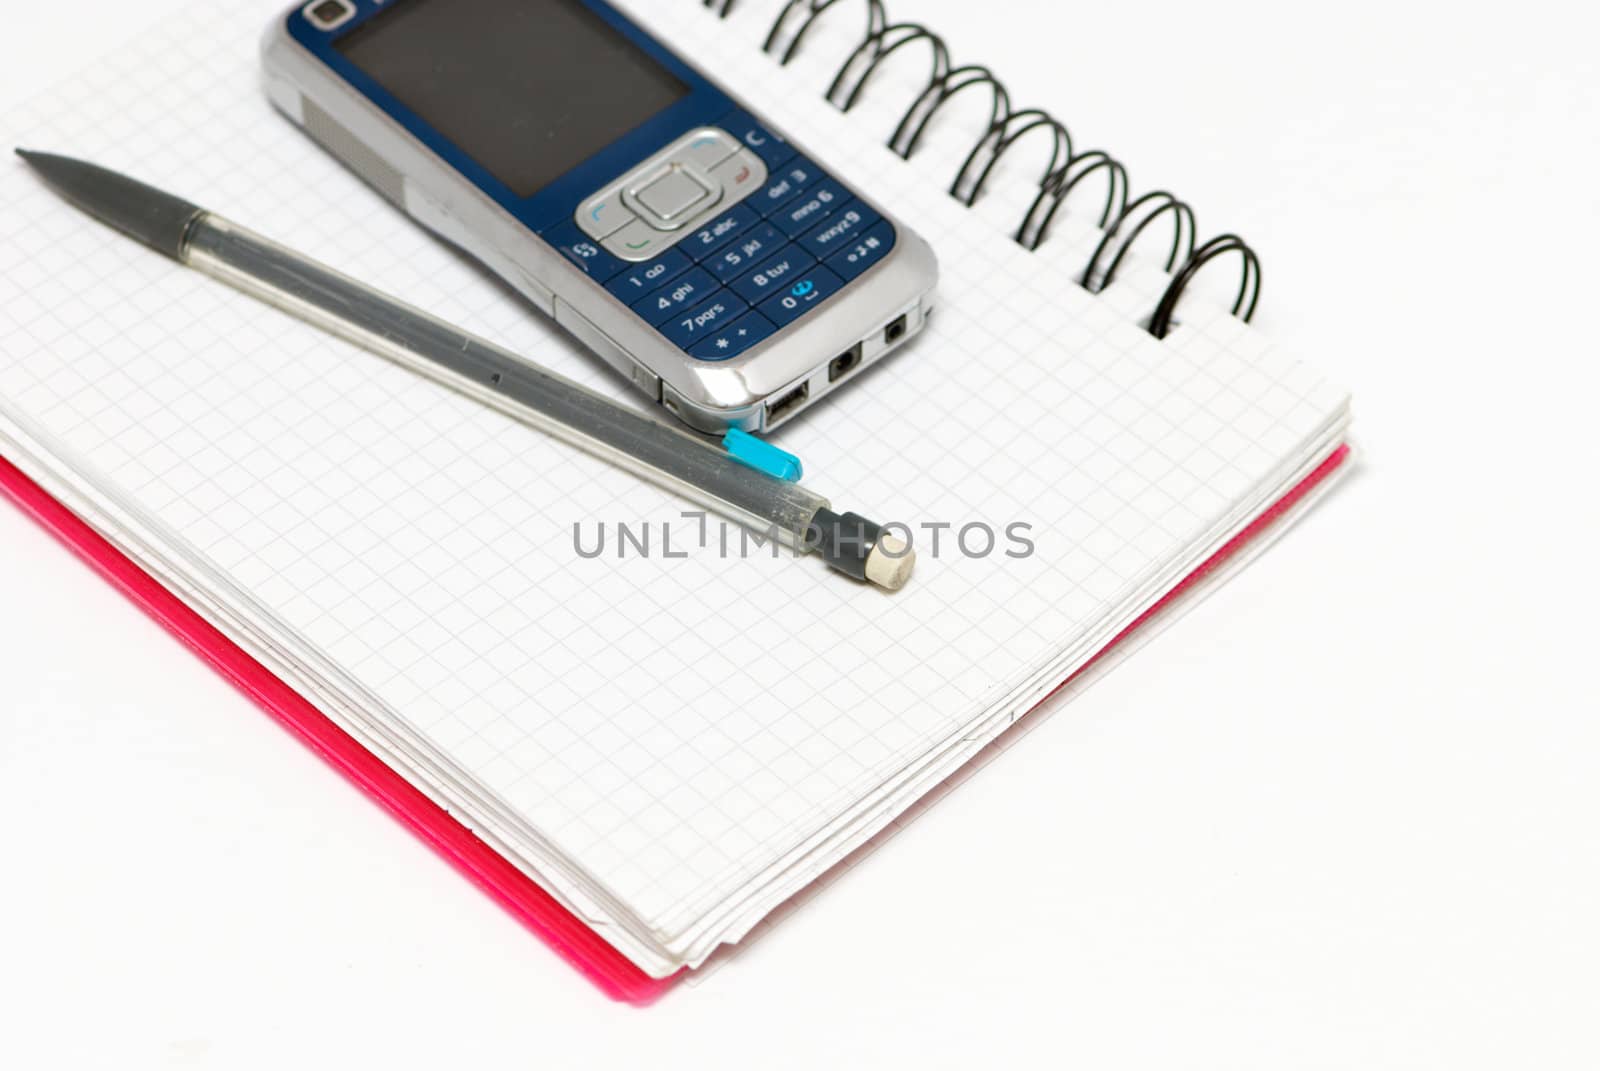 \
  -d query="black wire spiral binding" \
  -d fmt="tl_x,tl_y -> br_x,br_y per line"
1147,235 -> 1260,339
888,64 -> 1008,160
1015,150 -> 1129,251
763,0 -> 887,66
825,23 -> 950,114
715,0 -> 1263,335
950,108 -> 1070,207
1082,191 -> 1196,292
